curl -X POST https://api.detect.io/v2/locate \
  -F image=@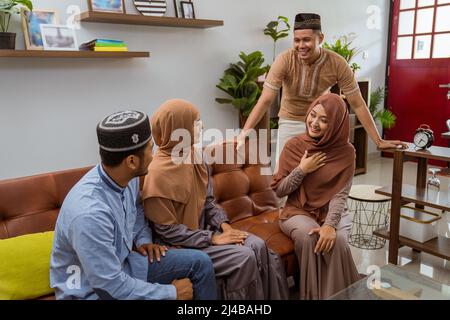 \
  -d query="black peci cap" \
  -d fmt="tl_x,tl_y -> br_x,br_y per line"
97,110 -> 151,152
294,13 -> 322,31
